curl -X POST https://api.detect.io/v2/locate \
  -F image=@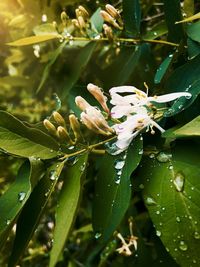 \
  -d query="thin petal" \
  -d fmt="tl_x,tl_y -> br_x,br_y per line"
148,92 -> 192,103
109,86 -> 141,95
